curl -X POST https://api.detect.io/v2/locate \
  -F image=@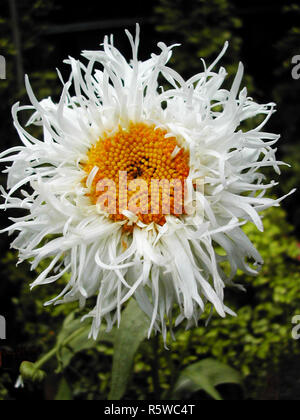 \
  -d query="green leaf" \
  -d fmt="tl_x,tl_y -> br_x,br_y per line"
55,377 -> 73,401
108,299 -> 149,400
173,358 -> 244,400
